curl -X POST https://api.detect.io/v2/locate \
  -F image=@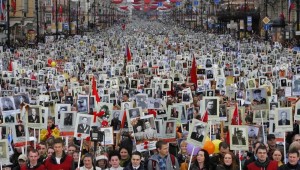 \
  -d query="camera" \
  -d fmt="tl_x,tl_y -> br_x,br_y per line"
90,126 -> 105,142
